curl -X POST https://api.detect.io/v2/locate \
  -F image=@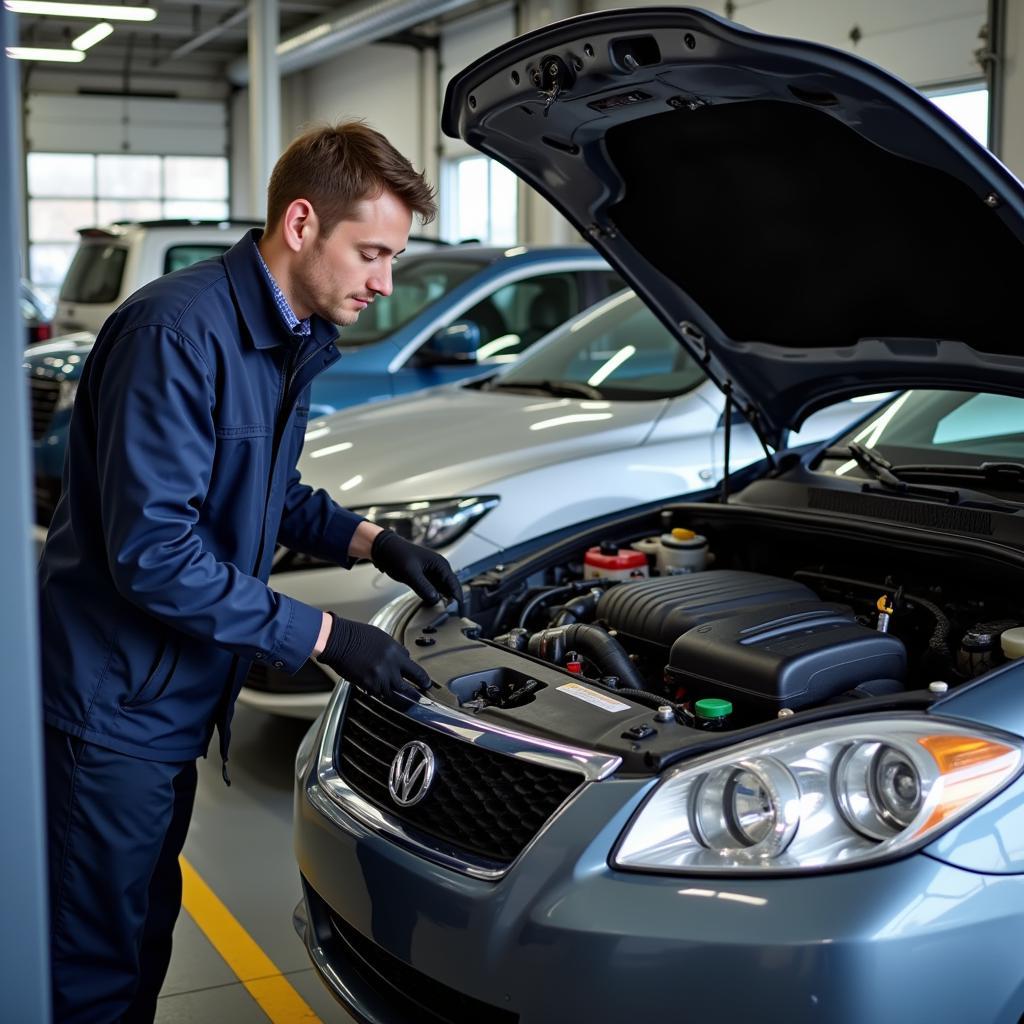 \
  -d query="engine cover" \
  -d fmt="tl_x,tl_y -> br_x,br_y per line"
597,570 -> 816,647
597,570 -> 906,711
